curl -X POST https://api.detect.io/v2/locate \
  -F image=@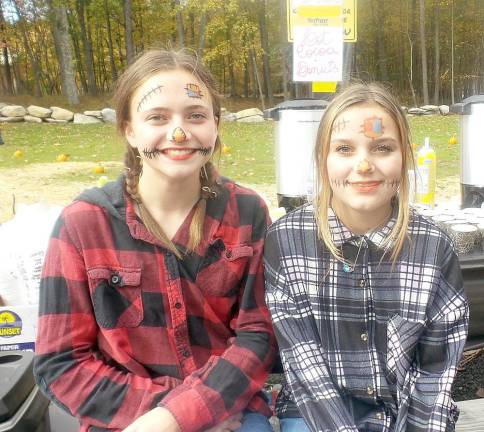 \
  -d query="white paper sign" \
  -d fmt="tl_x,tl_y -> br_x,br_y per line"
293,25 -> 343,82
